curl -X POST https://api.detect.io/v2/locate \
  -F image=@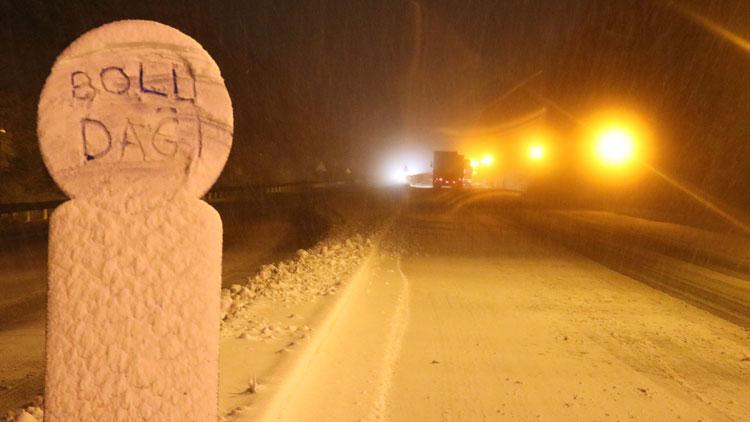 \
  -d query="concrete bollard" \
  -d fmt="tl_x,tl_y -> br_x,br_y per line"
37,20 -> 233,421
